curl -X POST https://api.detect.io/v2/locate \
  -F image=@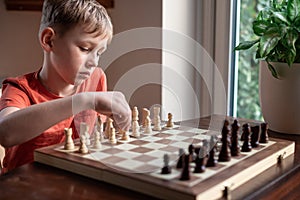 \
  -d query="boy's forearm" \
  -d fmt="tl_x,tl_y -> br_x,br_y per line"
0,93 -> 91,147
